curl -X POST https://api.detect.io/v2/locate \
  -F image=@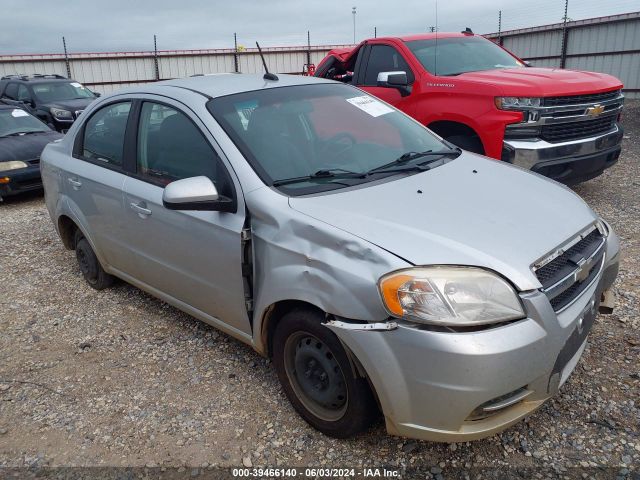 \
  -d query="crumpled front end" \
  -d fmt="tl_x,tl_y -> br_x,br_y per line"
326,230 -> 620,442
